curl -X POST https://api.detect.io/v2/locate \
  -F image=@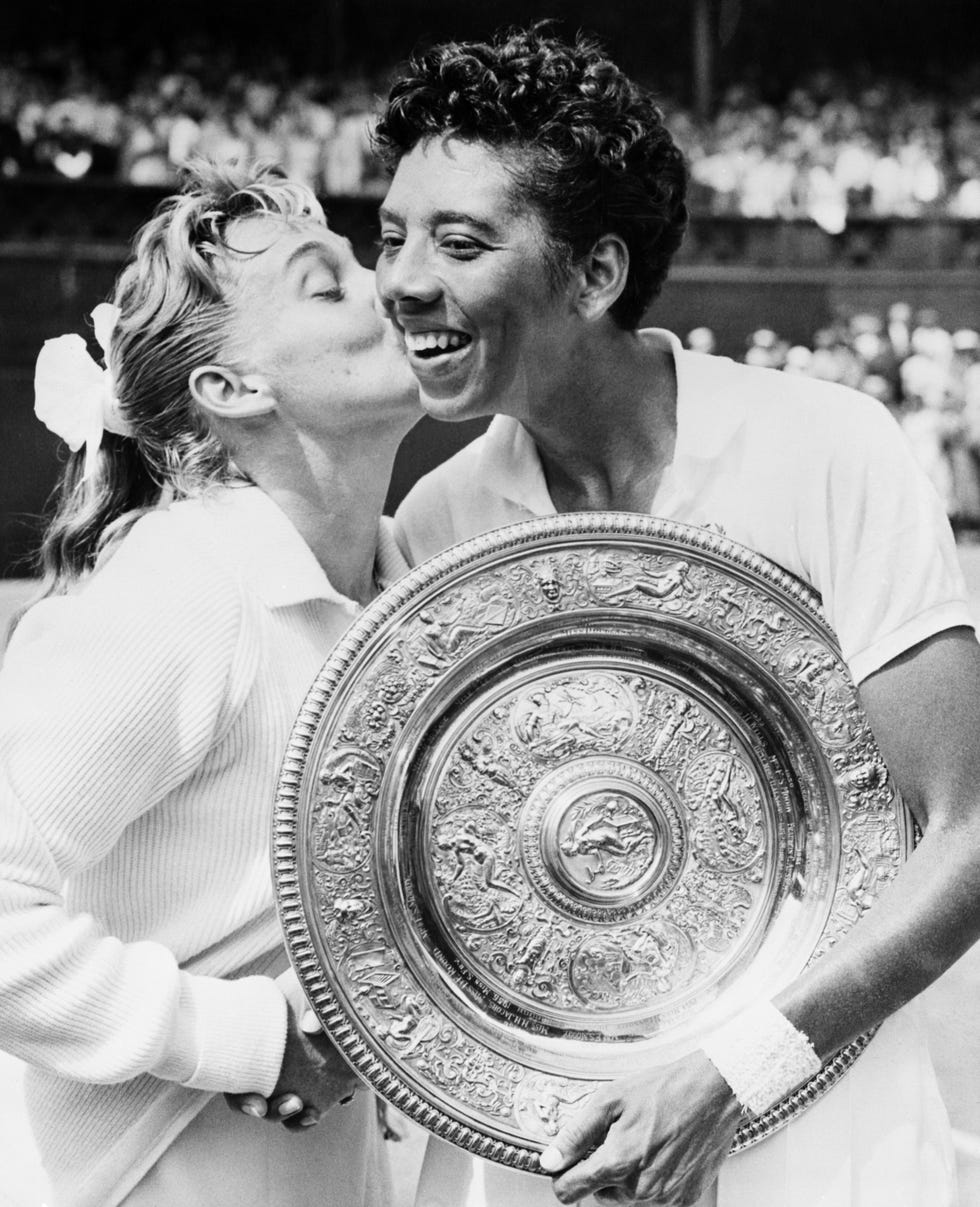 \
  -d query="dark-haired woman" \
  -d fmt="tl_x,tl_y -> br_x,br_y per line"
0,161 -> 418,1206
374,26 -> 977,1207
